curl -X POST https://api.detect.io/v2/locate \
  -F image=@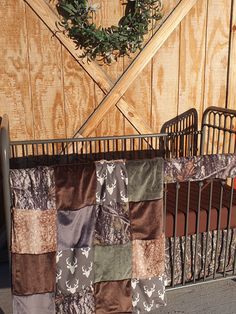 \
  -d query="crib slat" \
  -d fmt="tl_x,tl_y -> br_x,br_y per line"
183,181 -> 191,285
172,182 -> 180,288
203,180 -> 214,281
223,179 -> 234,276
193,181 -> 203,284
213,181 -> 224,279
